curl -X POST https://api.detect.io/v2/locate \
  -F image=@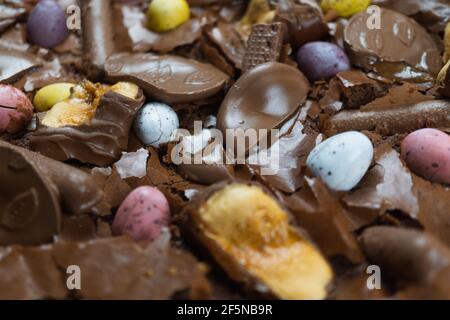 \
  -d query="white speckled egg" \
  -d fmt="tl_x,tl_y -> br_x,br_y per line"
134,102 -> 180,148
306,131 -> 374,191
